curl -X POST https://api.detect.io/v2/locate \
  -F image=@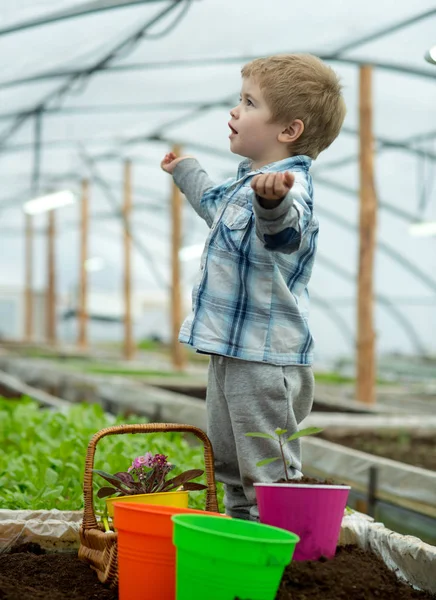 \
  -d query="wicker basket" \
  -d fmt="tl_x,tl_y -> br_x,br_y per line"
78,423 -> 218,587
